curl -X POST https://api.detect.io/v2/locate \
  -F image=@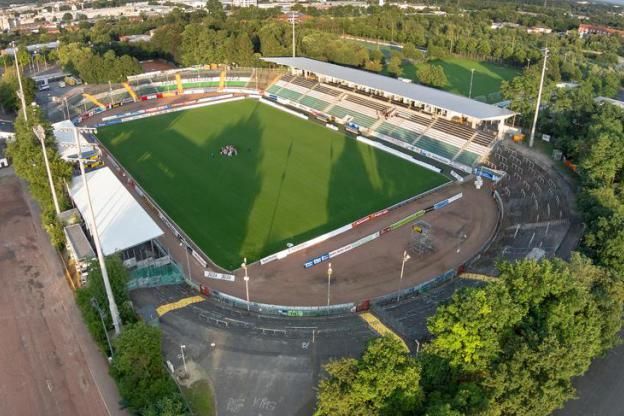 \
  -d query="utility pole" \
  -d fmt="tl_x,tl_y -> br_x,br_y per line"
32,126 -> 61,215
529,48 -> 549,148
69,125 -> 122,334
